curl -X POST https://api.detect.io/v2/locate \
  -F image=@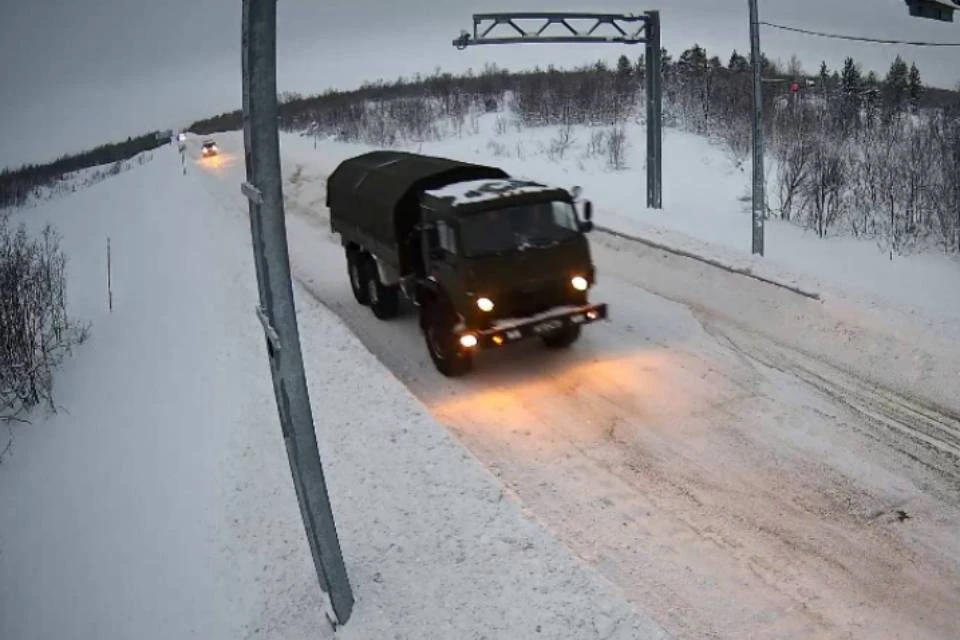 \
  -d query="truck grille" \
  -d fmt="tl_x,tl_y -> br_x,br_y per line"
500,282 -> 572,318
